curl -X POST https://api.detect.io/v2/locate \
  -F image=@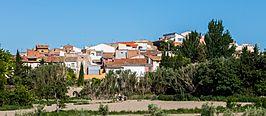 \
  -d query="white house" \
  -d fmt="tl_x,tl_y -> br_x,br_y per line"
145,55 -> 161,71
86,44 -> 115,53
89,49 -> 103,65
117,42 -> 138,50
104,58 -> 150,77
65,57 -> 79,73
161,32 -> 185,43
